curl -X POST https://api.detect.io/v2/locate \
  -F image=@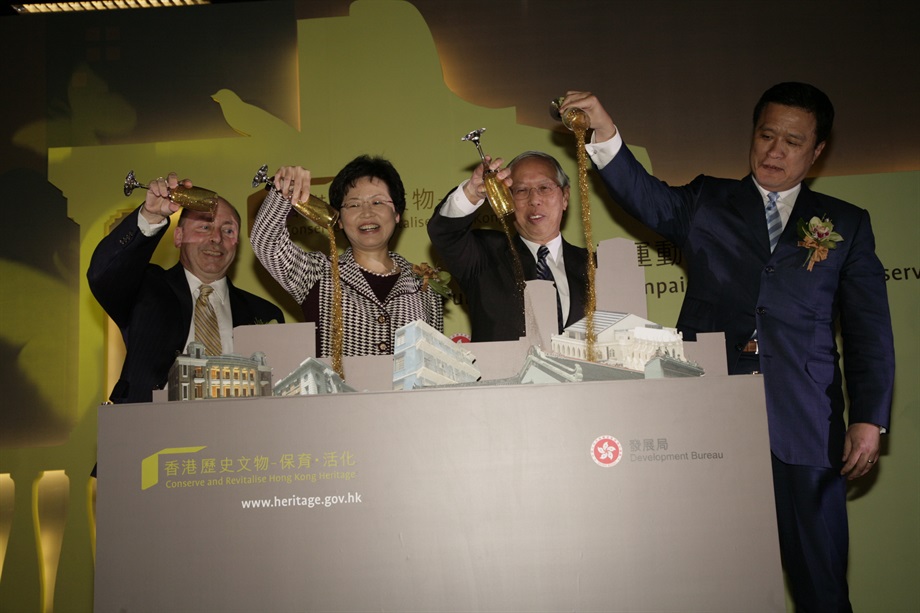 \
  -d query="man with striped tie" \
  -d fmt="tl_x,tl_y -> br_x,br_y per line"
88,173 -> 284,407
429,151 -> 590,342
562,83 -> 894,612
